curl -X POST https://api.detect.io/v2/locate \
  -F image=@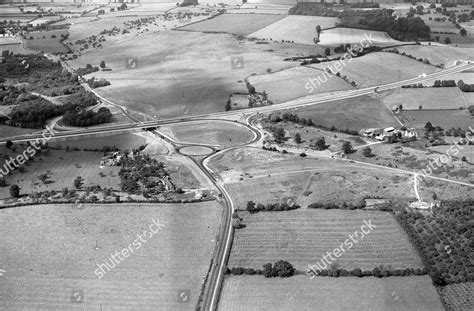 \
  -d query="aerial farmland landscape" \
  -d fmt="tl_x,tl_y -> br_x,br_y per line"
0,0 -> 472,310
